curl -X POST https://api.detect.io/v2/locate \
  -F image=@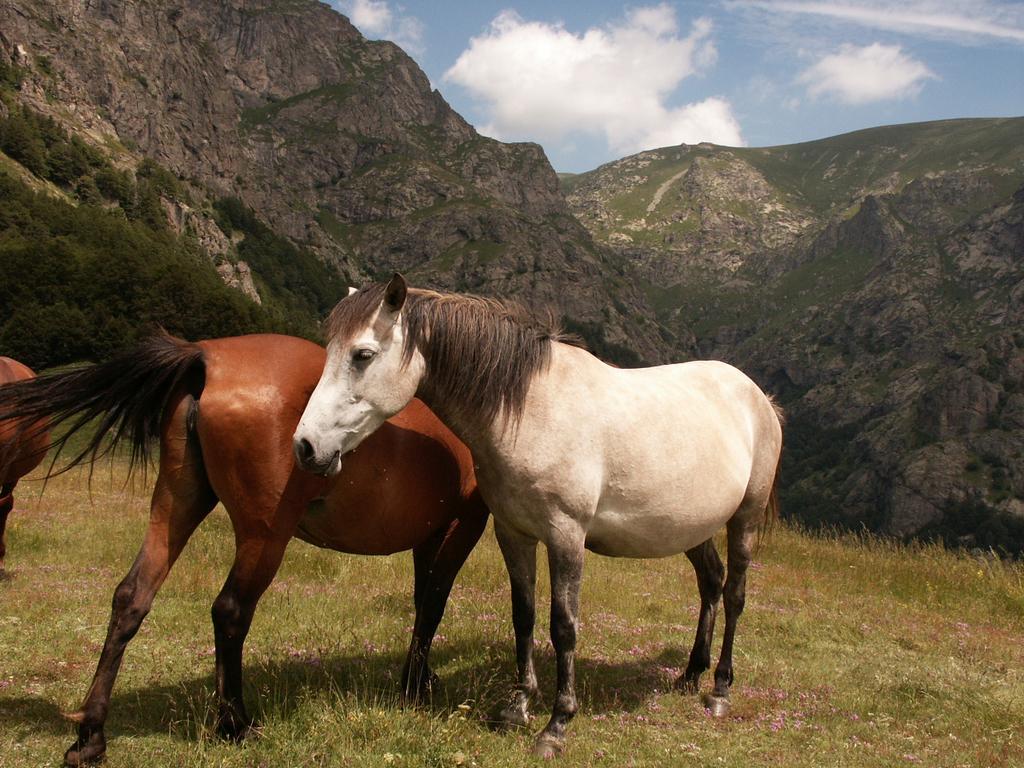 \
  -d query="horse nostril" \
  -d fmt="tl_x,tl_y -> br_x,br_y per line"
295,437 -> 315,464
